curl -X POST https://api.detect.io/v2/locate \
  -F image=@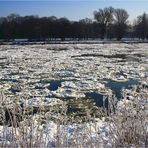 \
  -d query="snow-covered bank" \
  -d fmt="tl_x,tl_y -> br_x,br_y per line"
0,85 -> 147,148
